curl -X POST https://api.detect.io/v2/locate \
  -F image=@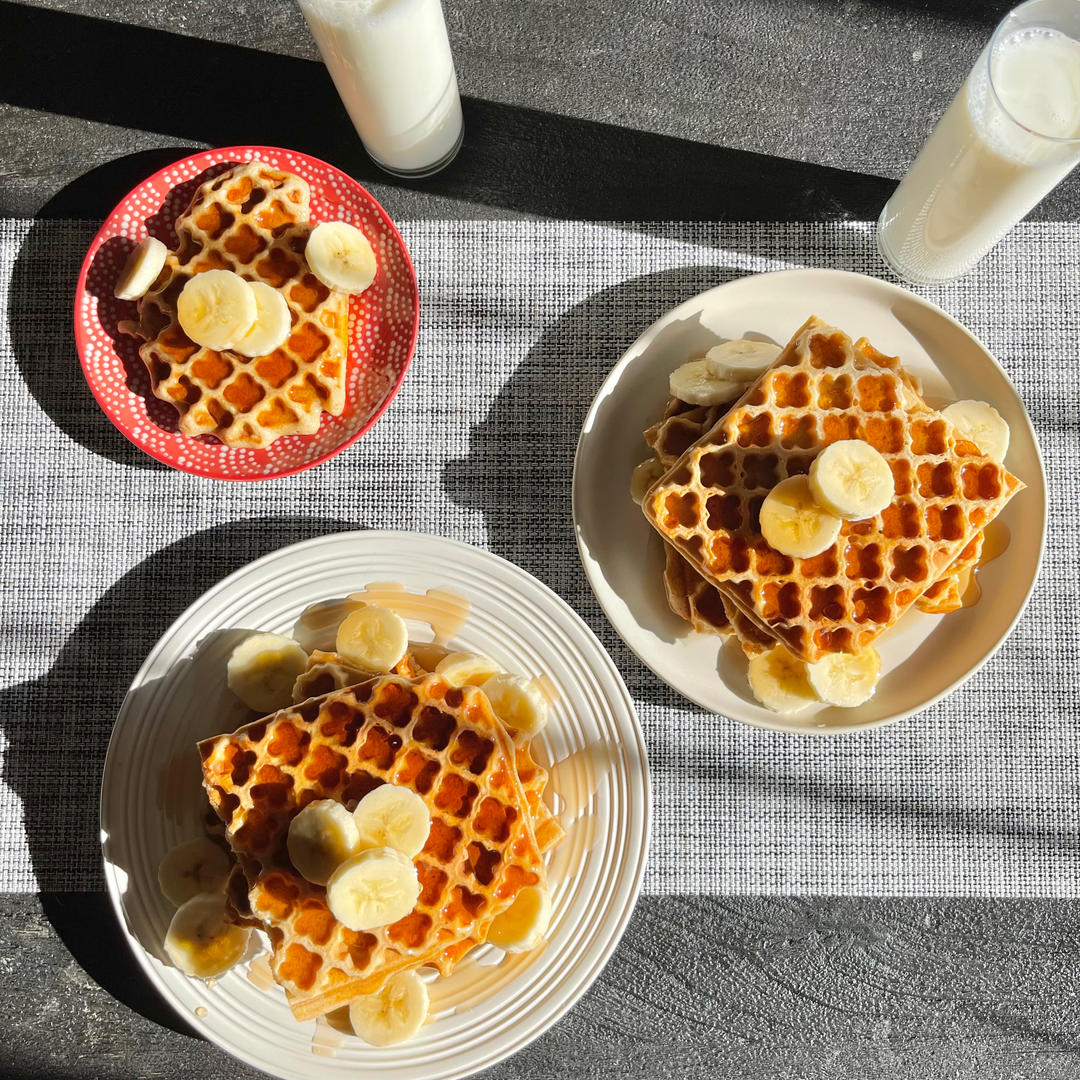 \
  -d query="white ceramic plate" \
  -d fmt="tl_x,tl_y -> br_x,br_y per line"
100,531 -> 650,1079
573,268 -> 1046,734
